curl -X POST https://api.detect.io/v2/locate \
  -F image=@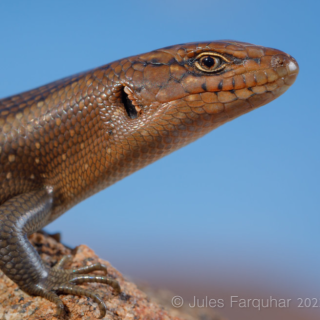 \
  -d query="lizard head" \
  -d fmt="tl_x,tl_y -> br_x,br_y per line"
100,41 -> 299,177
